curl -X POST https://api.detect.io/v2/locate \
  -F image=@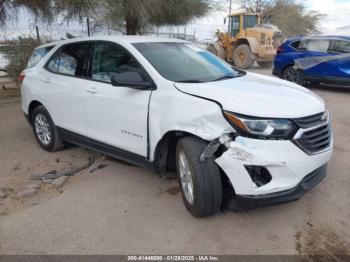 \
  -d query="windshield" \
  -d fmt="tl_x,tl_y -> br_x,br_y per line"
133,42 -> 243,83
